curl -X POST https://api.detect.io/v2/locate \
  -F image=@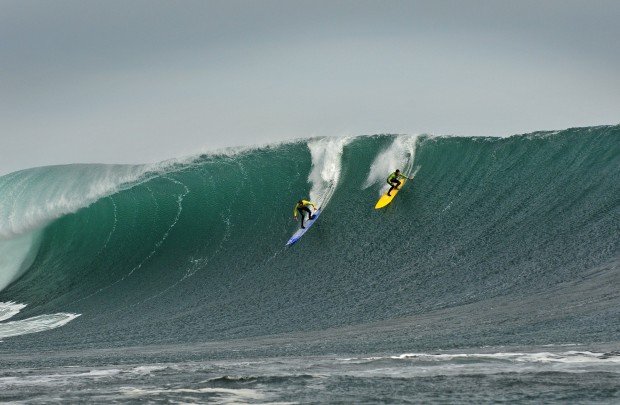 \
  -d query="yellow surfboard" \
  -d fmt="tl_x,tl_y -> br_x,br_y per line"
375,178 -> 407,209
